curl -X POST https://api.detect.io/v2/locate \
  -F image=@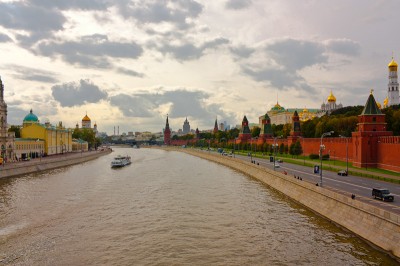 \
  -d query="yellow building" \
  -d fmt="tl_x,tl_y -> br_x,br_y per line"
14,138 -> 45,160
20,110 -> 73,156
72,139 -> 89,152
